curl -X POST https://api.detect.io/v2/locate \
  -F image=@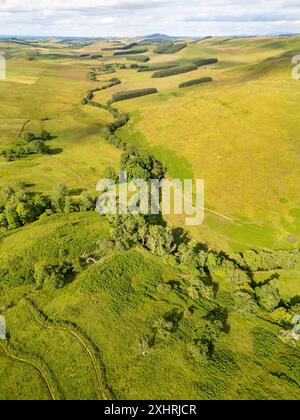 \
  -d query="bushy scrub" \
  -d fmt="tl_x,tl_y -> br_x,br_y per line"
243,249 -> 298,271
255,280 -> 281,311
0,182 -> 96,233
